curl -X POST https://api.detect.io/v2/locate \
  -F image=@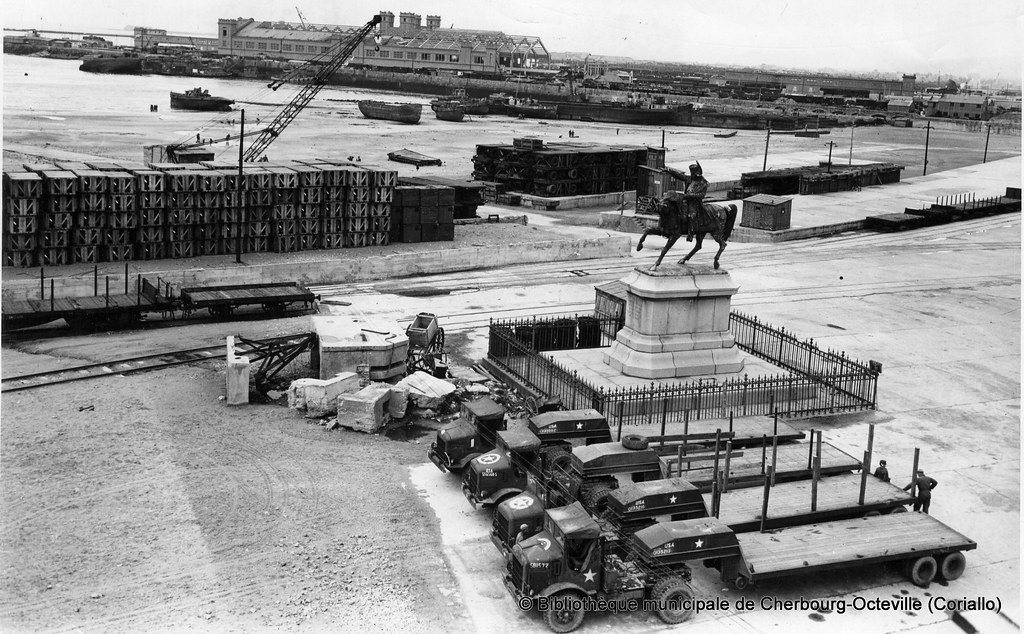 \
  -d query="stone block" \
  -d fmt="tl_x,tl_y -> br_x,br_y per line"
225,335 -> 250,406
388,386 -> 410,419
396,371 -> 457,409
336,383 -> 393,433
